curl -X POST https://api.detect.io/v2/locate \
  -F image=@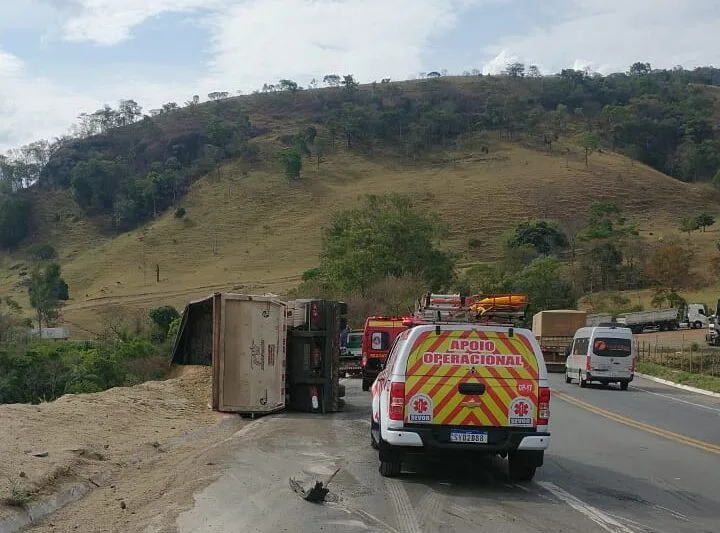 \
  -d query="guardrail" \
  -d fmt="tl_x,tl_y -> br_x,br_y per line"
635,341 -> 720,377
